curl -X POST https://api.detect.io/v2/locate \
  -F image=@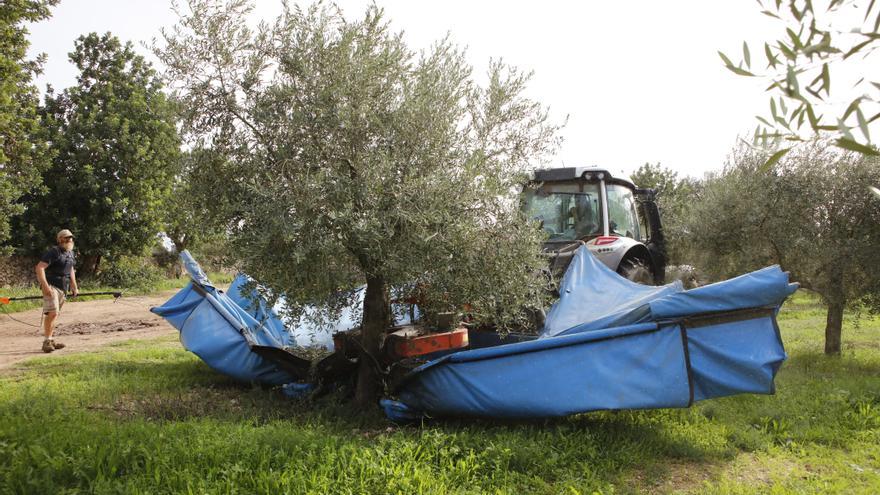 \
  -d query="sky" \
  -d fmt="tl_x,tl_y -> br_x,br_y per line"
27,1 -> 801,178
